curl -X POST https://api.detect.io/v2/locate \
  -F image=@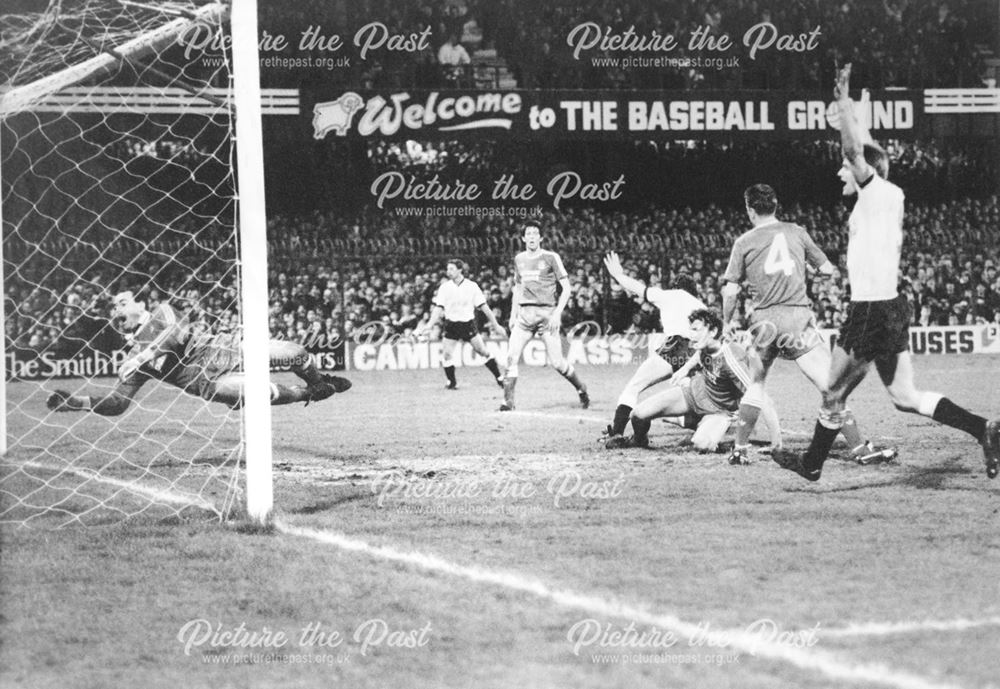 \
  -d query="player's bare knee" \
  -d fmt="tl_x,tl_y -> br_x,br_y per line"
692,435 -> 717,452
887,385 -> 920,413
